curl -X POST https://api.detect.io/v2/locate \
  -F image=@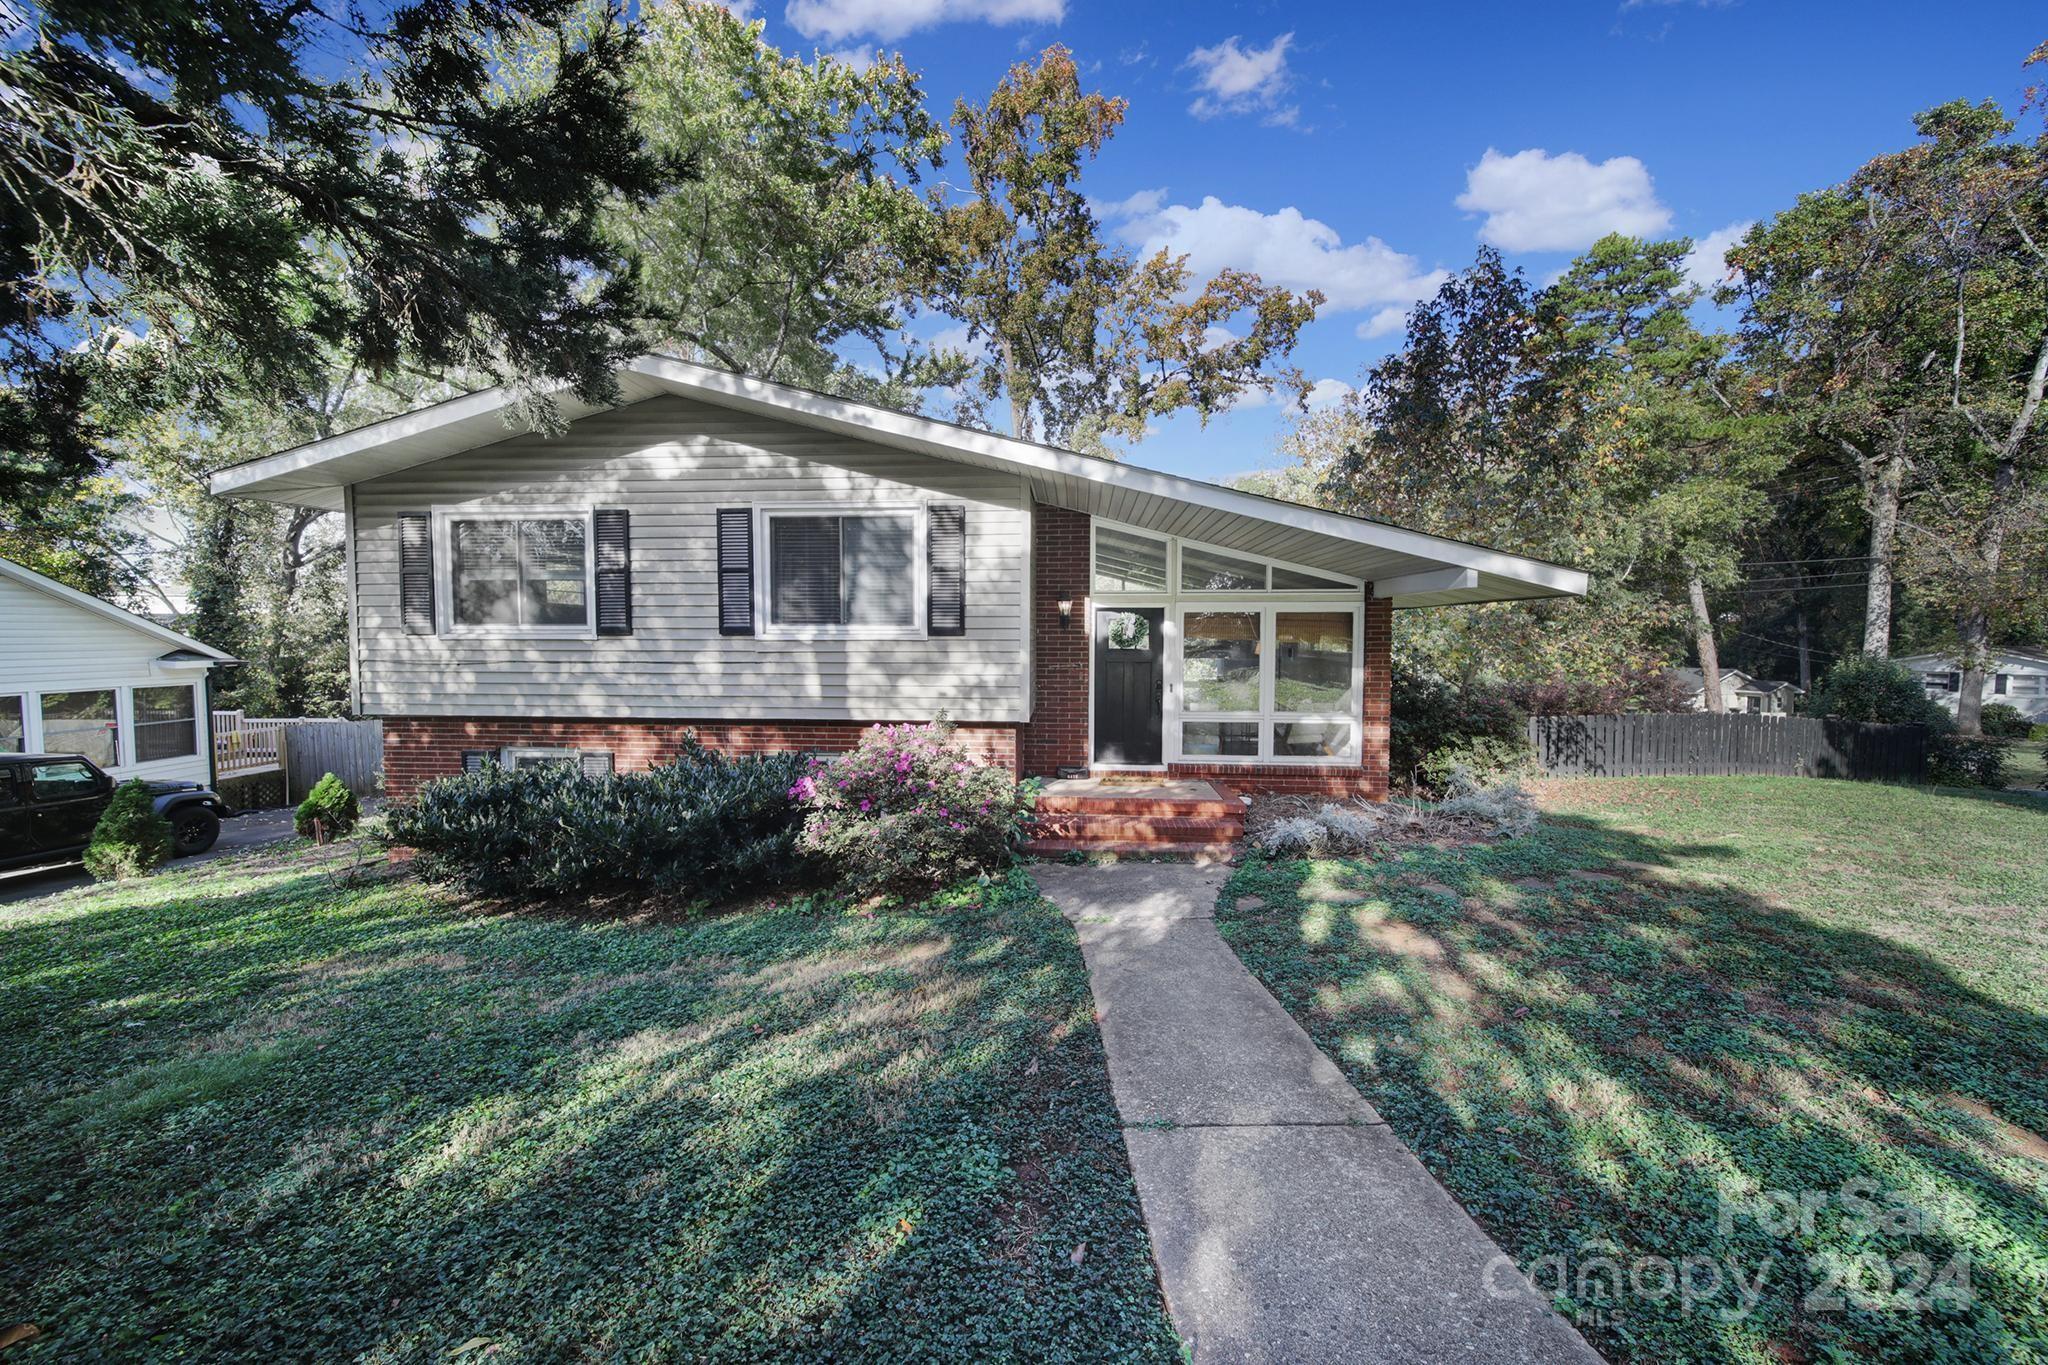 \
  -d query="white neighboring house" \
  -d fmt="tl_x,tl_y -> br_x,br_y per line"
0,556 -> 237,784
1896,647 -> 2048,723
1668,667 -> 1804,716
